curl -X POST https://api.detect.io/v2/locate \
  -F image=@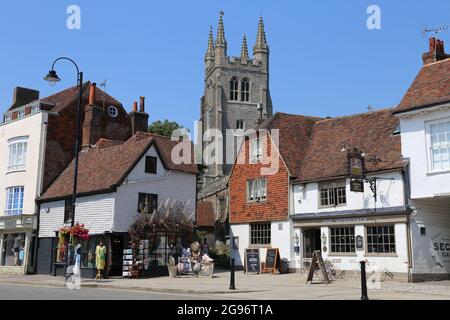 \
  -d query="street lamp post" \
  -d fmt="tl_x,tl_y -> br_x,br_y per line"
44,57 -> 83,266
